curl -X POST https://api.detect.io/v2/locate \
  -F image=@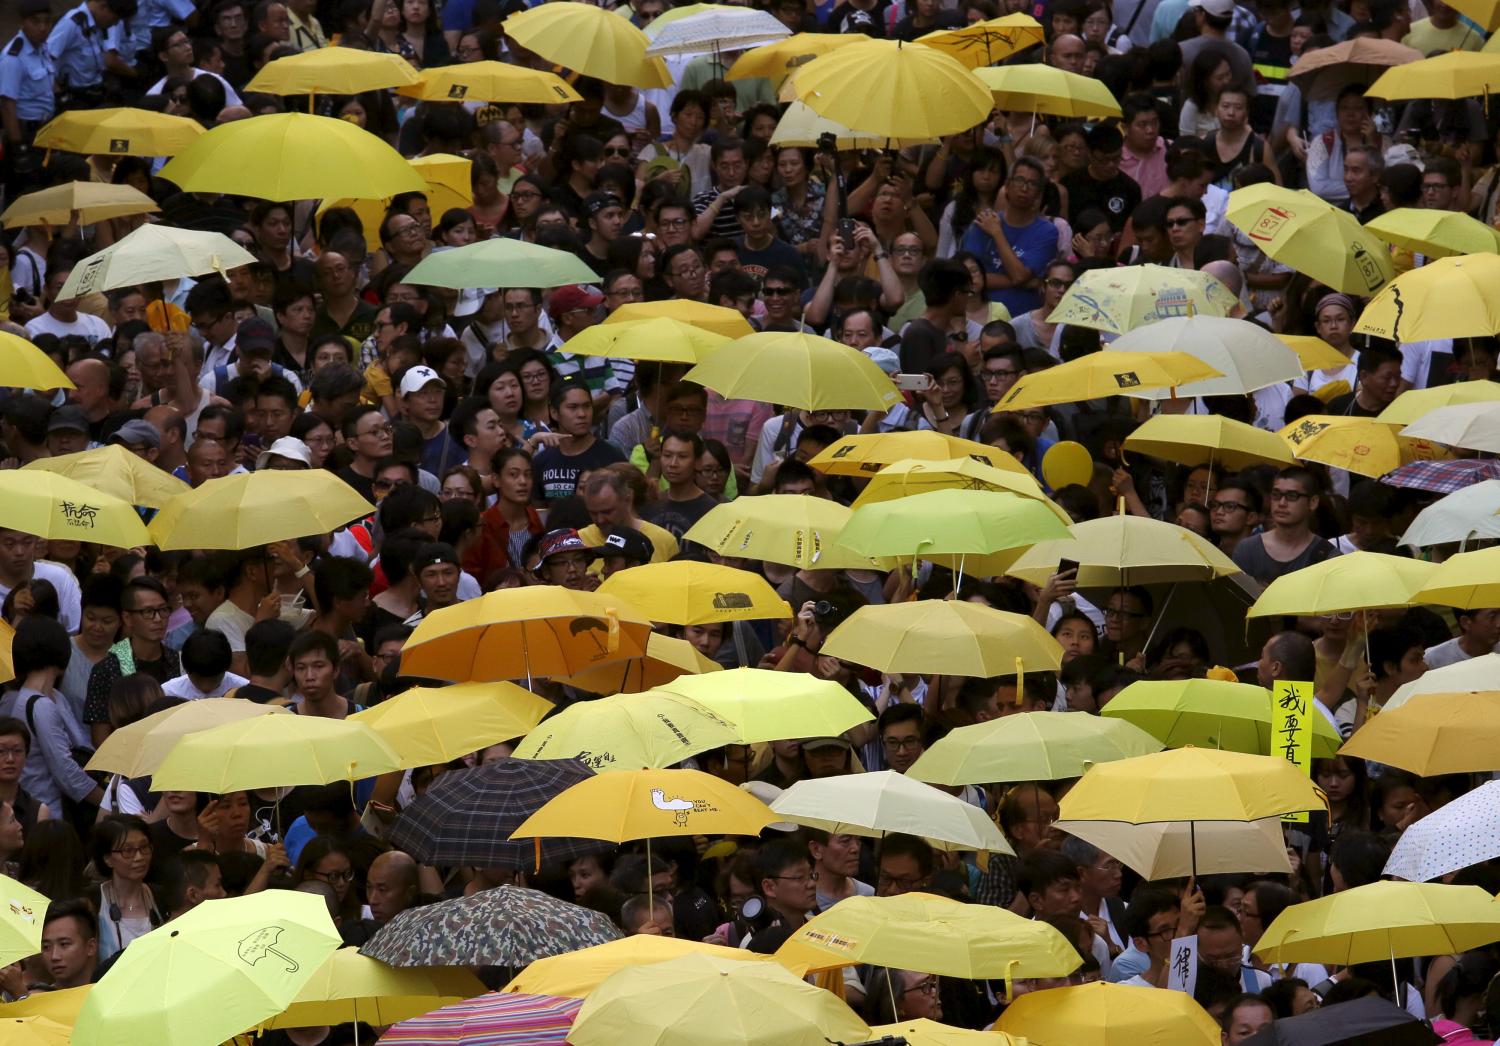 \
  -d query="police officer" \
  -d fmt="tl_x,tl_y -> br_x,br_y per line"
1,0 -> 55,201
114,0 -> 196,72
45,0 -> 137,109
